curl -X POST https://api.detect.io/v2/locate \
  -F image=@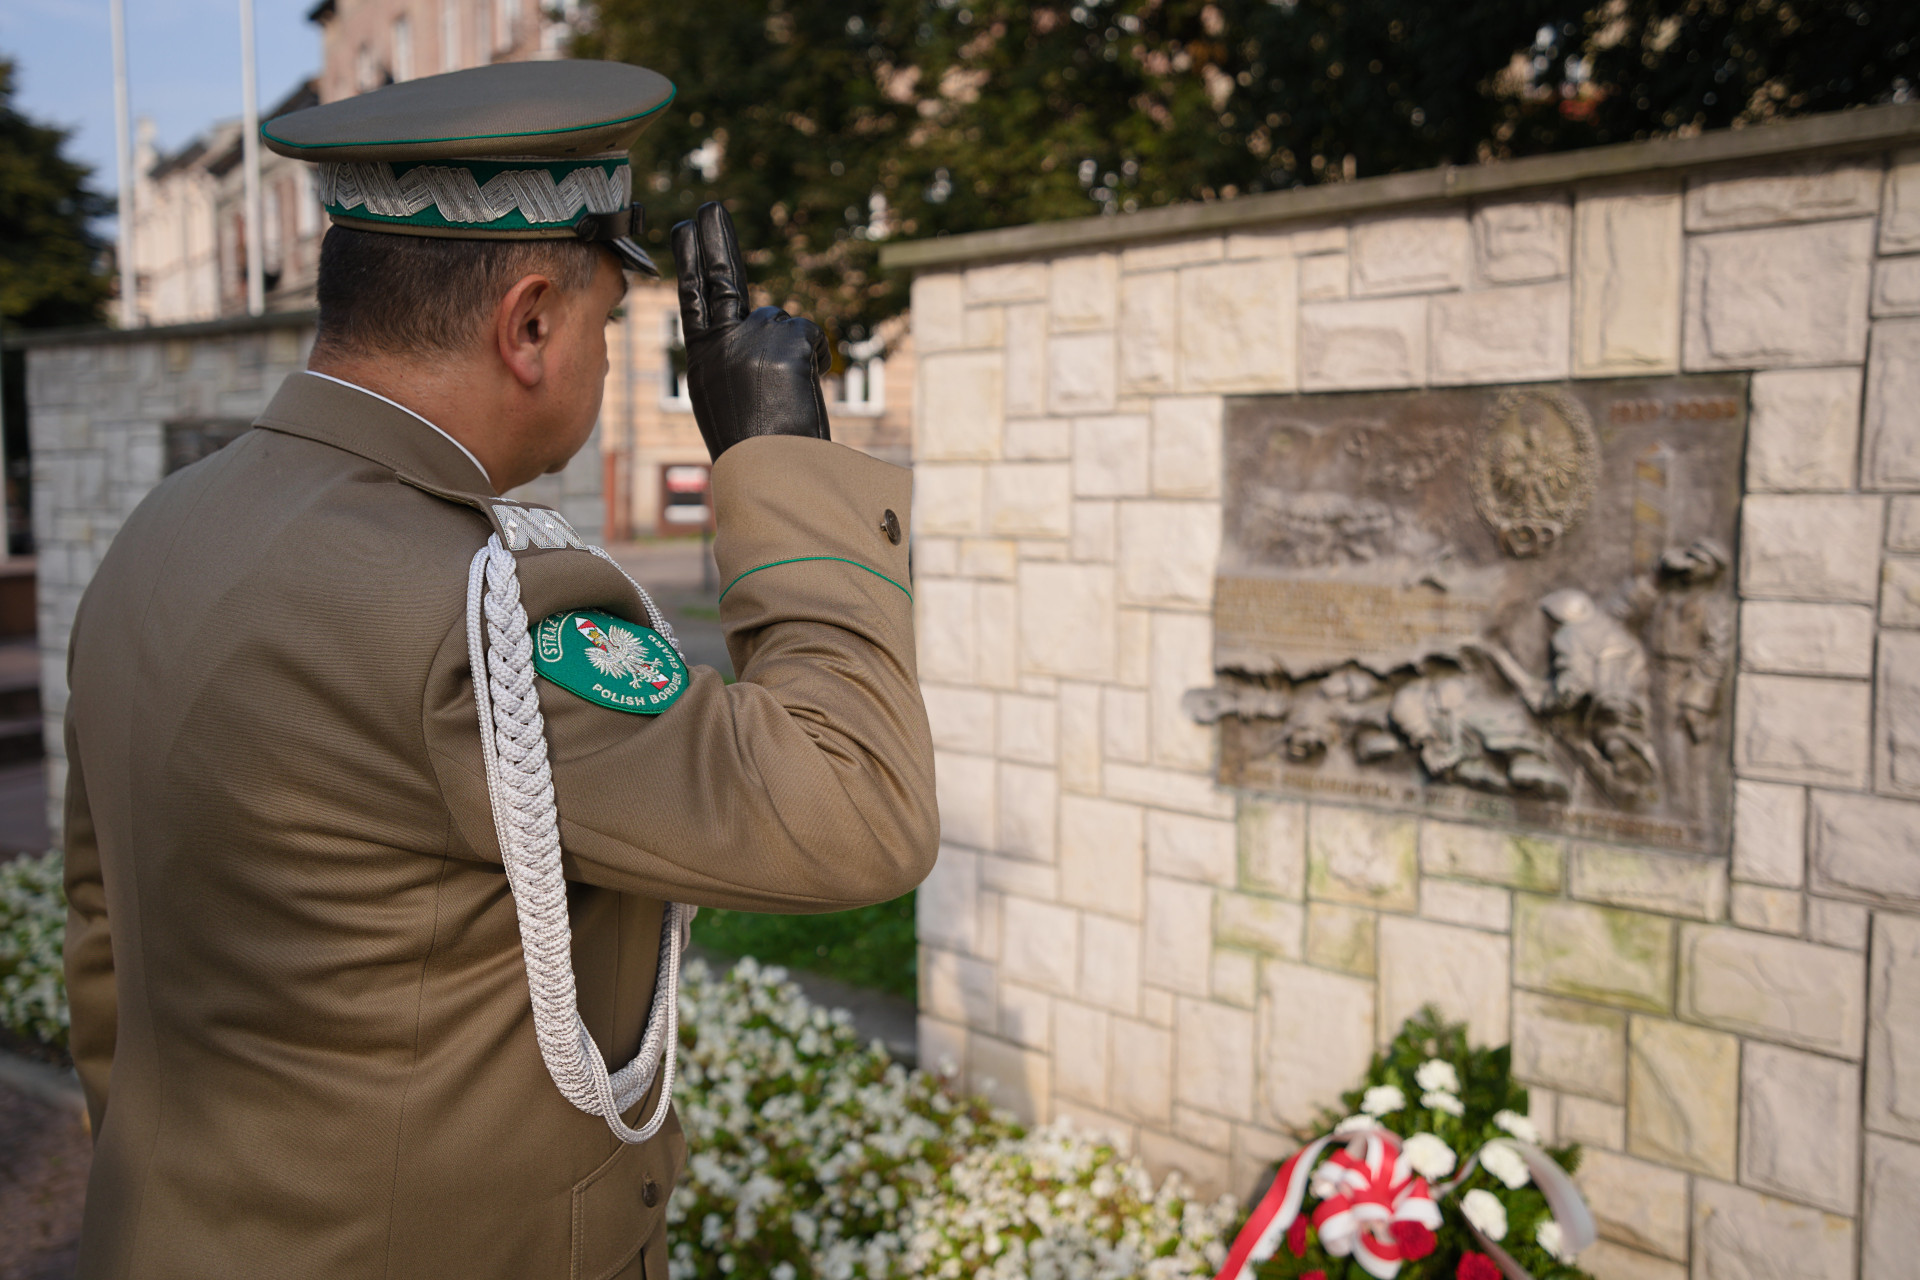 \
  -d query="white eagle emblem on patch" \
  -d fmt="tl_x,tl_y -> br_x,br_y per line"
574,616 -> 671,691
